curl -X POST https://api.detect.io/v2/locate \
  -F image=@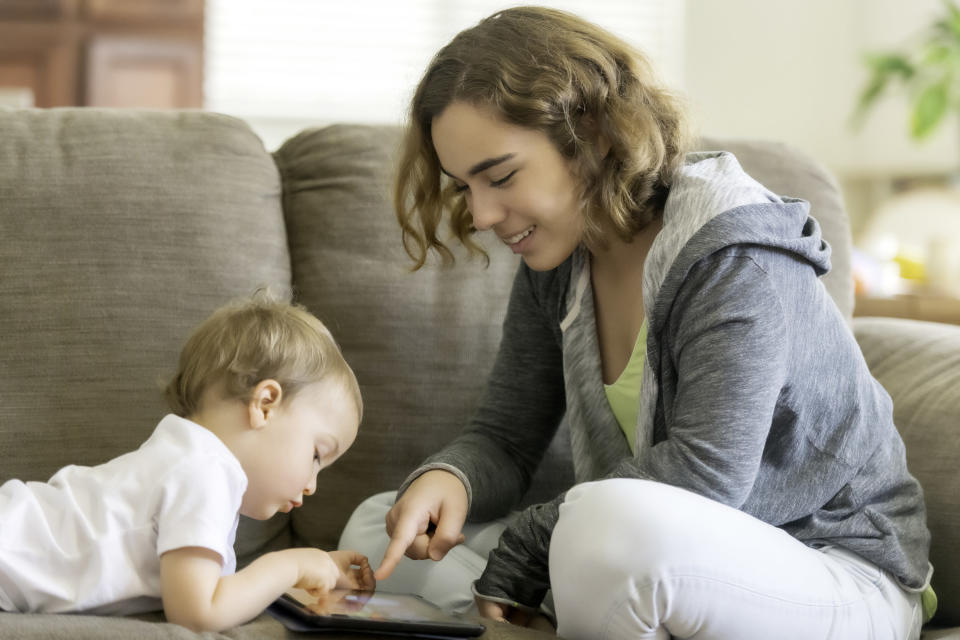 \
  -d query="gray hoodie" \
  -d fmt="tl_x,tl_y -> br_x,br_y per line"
403,152 -> 932,608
